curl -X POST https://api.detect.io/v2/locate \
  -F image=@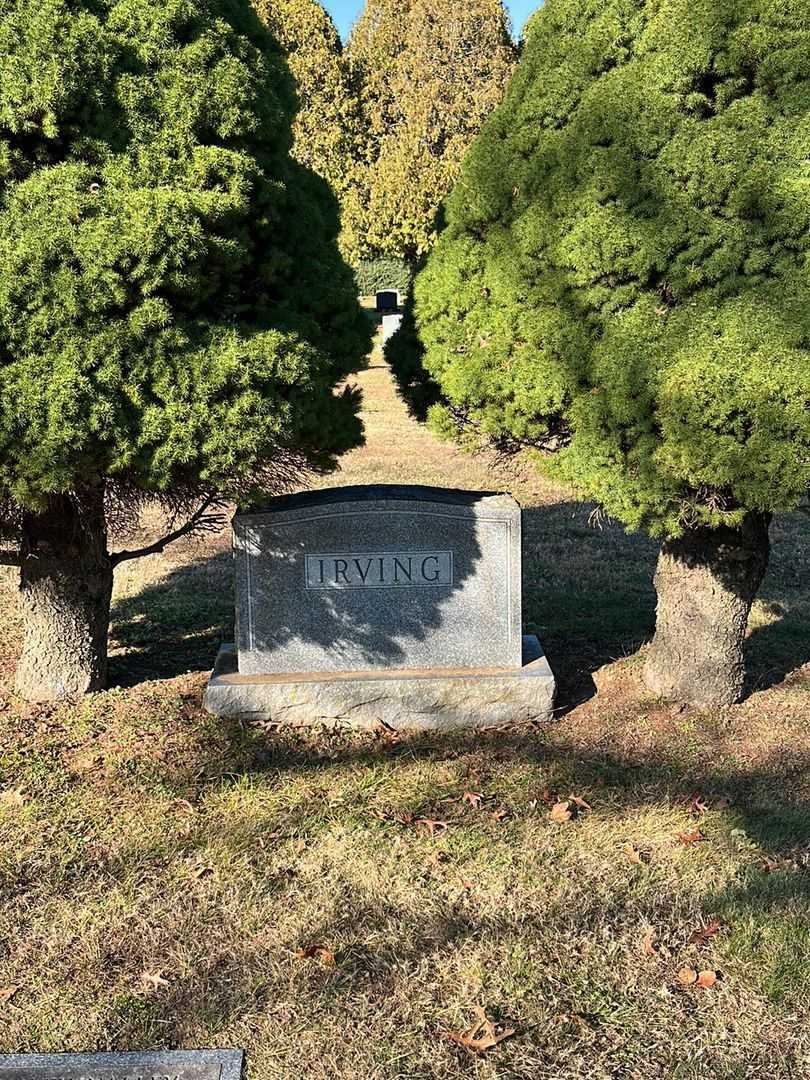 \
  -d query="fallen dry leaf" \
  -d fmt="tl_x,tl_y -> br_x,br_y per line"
140,970 -> 170,992
676,829 -> 707,846
462,791 -> 484,808
689,919 -> 722,946
696,969 -> 719,988
489,807 -> 509,823
444,1006 -> 516,1055
415,818 -> 449,836
549,801 -> 573,823
550,796 -> 591,824
570,796 -> 593,812
623,842 -> 648,866
295,944 -> 336,966
0,986 -> 18,1005
641,930 -> 658,957
677,966 -> 698,986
